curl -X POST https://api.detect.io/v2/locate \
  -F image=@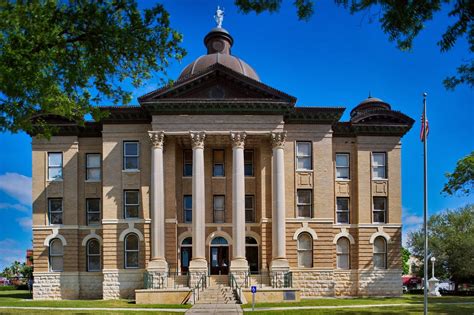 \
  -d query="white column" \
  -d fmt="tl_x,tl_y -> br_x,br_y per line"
147,131 -> 167,272
270,131 -> 289,271
230,132 -> 248,271
189,132 -> 207,271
